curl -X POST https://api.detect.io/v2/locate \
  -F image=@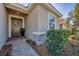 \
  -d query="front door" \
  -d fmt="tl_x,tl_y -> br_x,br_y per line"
11,17 -> 23,37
